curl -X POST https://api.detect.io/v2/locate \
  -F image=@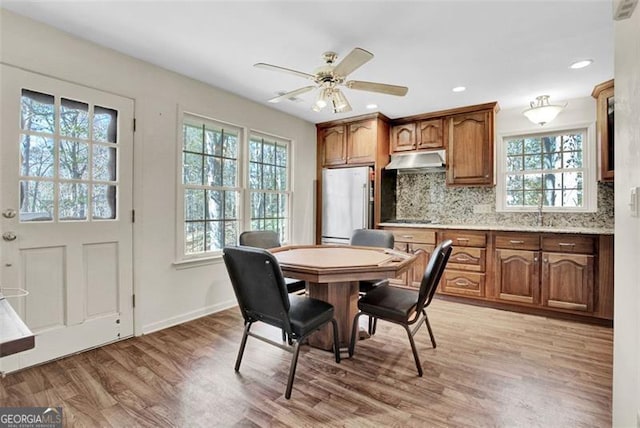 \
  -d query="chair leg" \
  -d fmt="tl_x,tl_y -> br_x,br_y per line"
424,311 -> 437,348
371,317 -> 378,335
348,312 -> 364,357
285,341 -> 301,399
235,322 -> 252,372
330,319 -> 341,363
404,324 -> 423,377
